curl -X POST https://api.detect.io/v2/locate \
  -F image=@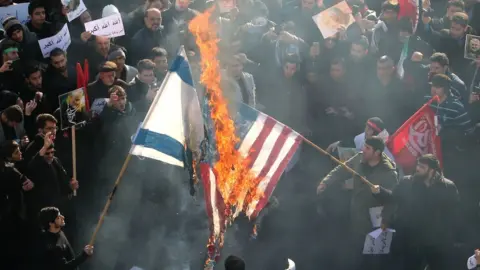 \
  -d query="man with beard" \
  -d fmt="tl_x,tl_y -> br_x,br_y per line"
36,207 -> 93,269
371,154 -> 459,270
408,52 -> 467,103
317,136 -> 398,269
0,105 -> 26,144
131,8 -> 165,64
87,61 -> 130,105
44,49 -> 77,111
19,65 -> 51,121
346,36 -> 374,92
162,0 -> 199,49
